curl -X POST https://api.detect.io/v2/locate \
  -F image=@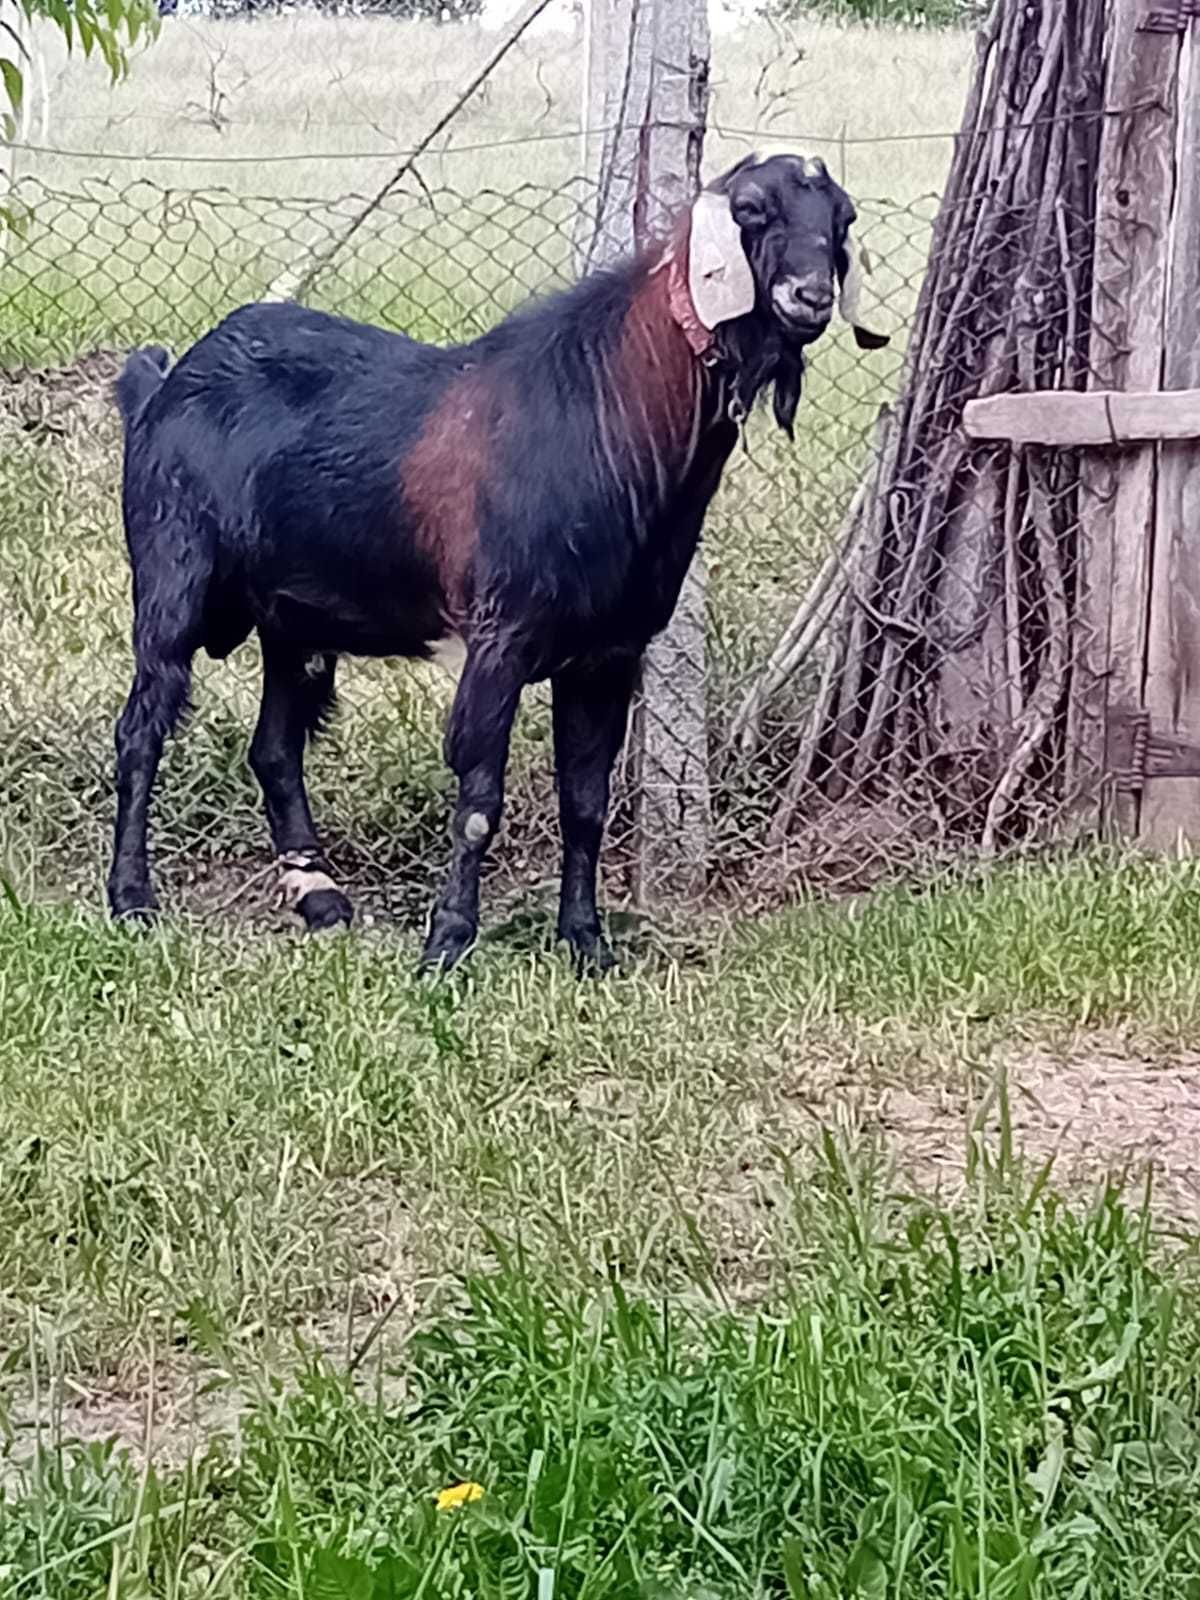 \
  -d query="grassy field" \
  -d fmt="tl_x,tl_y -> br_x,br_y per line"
19,11 -> 971,194
1,10 -> 967,366
5,13 -> 1200,1598
4,853 -> 1200,1595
